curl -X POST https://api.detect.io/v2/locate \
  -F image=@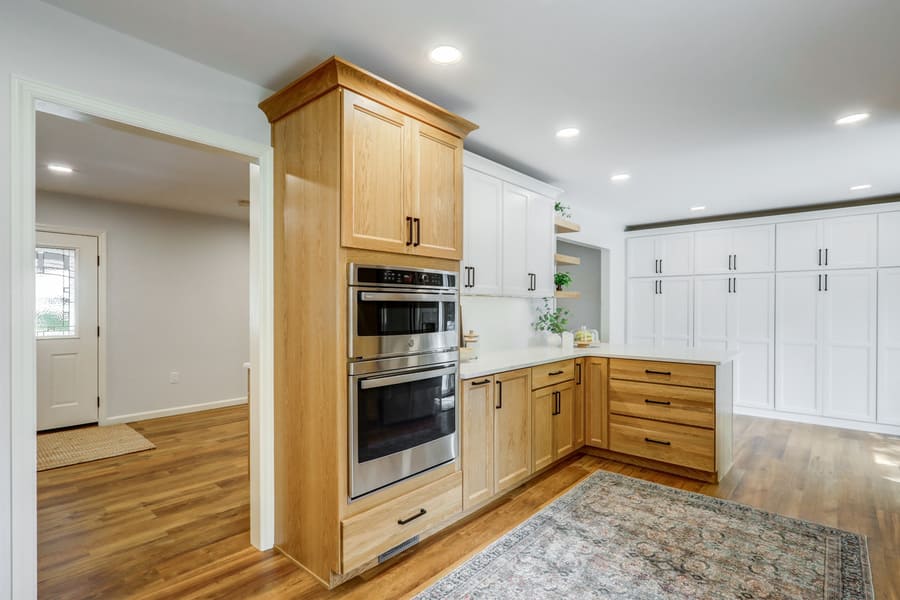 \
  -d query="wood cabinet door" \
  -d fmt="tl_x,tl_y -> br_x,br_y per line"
461,377 -> 494,509
531,386 -> 554,472
410,121 -> 463,259
493,369 -> 532,493
341,90 -> 412,254
553,382 -> 576,459
586,357 -> 609,448
573,359 -> 585,448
